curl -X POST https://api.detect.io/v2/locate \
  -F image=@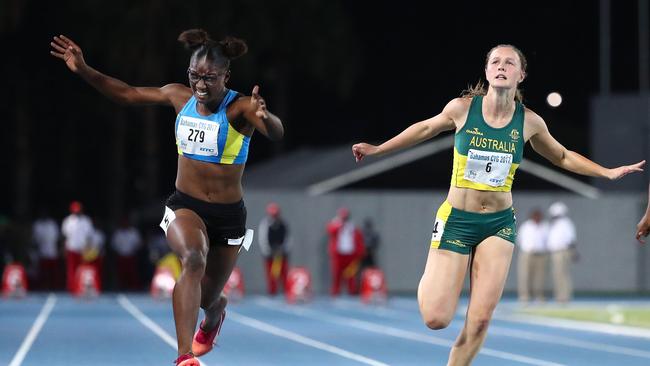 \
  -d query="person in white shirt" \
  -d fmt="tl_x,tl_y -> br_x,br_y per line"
111,218 -> 143,290
516,209 -> 549,303
547,202 -> 577,303
32,209 -> 61,290
61,201 -> 93,293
